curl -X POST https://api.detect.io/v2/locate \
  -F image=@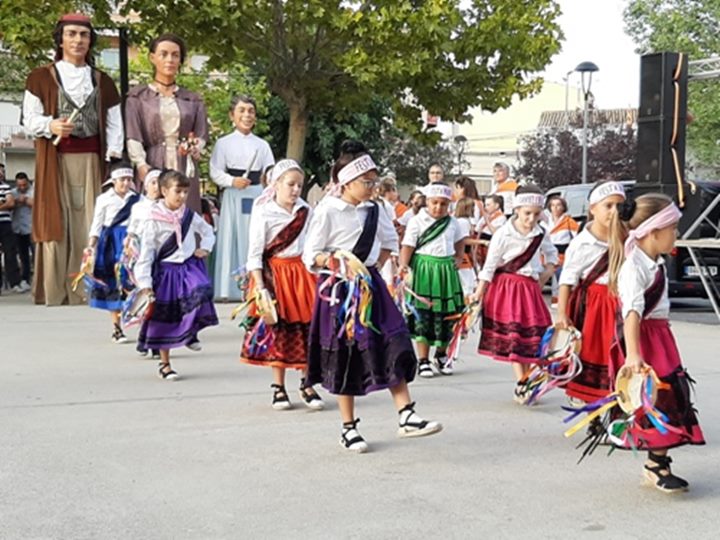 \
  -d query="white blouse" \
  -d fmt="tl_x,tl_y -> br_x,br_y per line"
478,218 -> 559,282
398,208 -> 419,227
135,203 -> 215,289
547,214 -> 578,245
209,130 -> 275,188
302,196 -> 397,270
22,61 -> 123,160
475,212 -> 507,236
88,189 -> 137,239
127,196 -> 157,238
402,209 -> 466,257
246,198 -> 312,272
559,224 -> 610,286
618,248 -> 670,320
